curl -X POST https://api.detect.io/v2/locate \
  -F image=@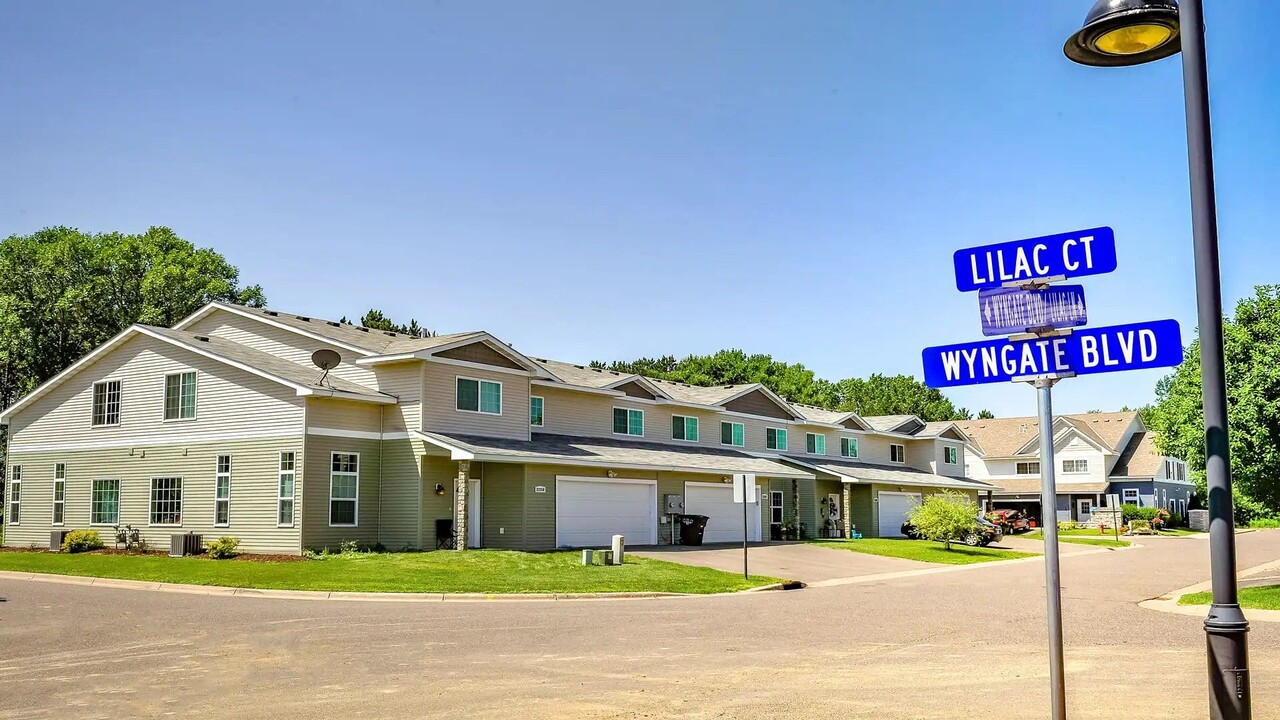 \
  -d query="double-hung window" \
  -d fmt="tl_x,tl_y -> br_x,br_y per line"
149,477 -> 183,525
613,408 -> 644,436
52,463 -> 66,525
806,433 -> 826,454
456,377 -> 501,414
529,396 -> 544,427
944,446 -> 959,464
330,453 -> 359,526
766,428 -> 788,451
7,465 -> 20,525
840,437 -> 859,458
92,479 -> 120,524
163,371 -> 197,420
1122,488 -> 1140,505
671,415 -> 698,442
278,452 -> 296,526
1016,461 -> 1041,475
214,455 -> 232,526
1062,459 -> 1089,473
720,421 -> 745,447
92,379 -> 121,426
890,443 -> 906,463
